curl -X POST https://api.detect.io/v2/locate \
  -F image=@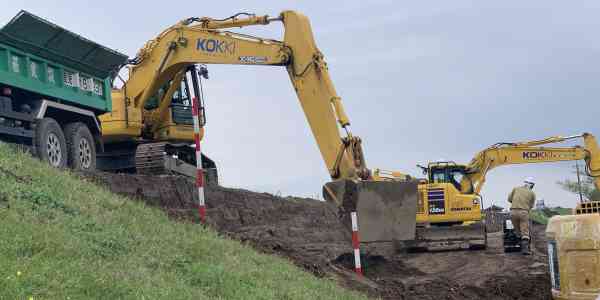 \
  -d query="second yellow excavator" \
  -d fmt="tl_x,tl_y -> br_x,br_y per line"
407,133 -> 600,250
